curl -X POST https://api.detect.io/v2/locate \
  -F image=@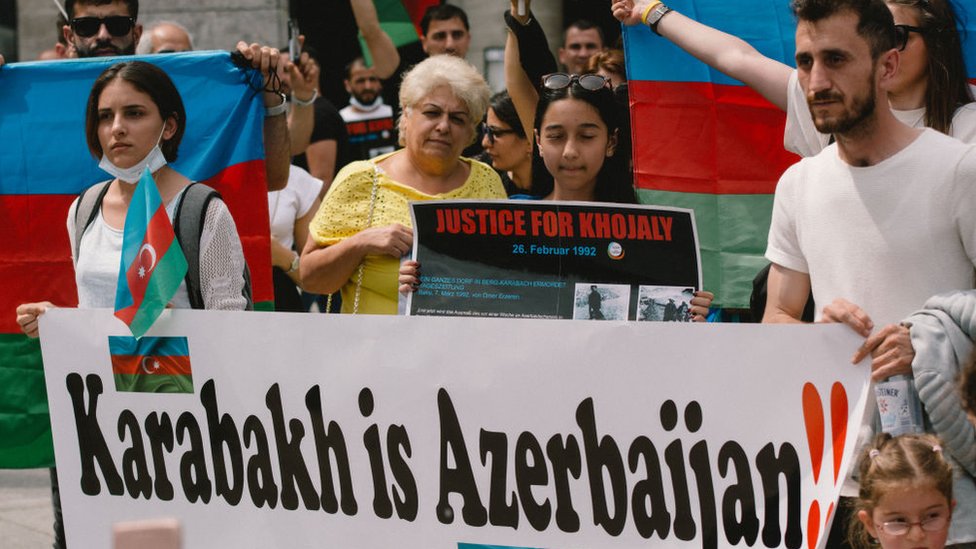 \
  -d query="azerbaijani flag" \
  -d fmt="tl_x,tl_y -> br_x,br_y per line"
624,0 -> 976,308
623,0 -> 800,309
0,52 -> 272,468
113,169 -> 188,338
108,335 -> 193,394
359,0 -> 439,65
